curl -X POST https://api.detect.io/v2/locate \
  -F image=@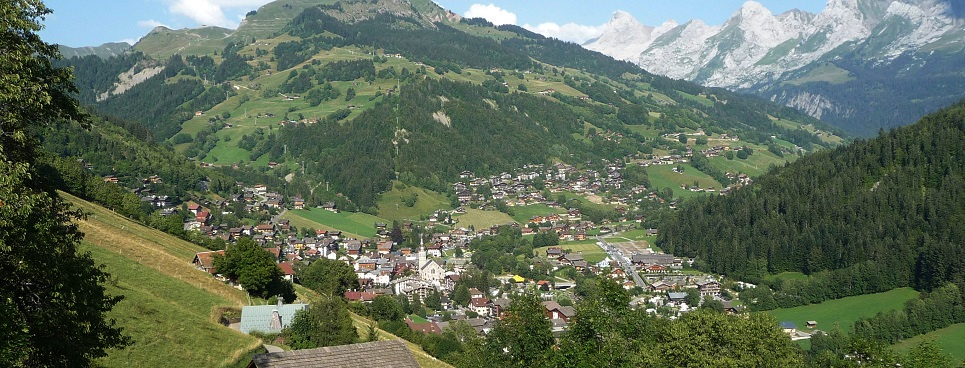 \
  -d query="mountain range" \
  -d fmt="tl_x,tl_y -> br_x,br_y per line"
55,0 -> 844,210
585,0 -> 965,136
